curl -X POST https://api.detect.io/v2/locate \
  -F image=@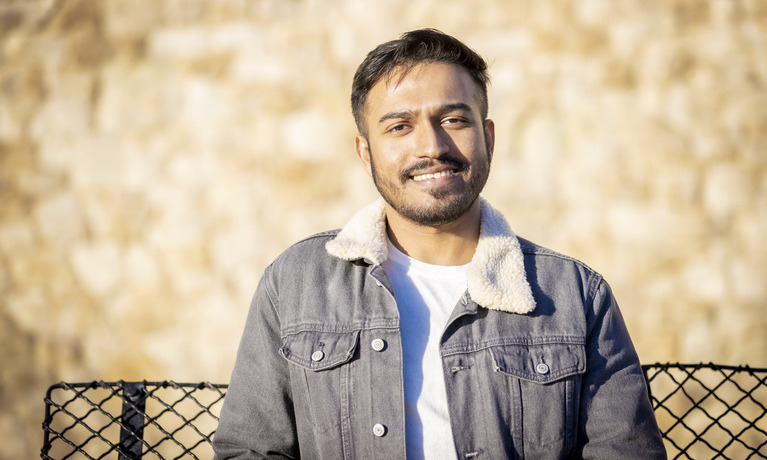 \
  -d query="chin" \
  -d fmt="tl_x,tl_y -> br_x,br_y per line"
399,195 -> 479,226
